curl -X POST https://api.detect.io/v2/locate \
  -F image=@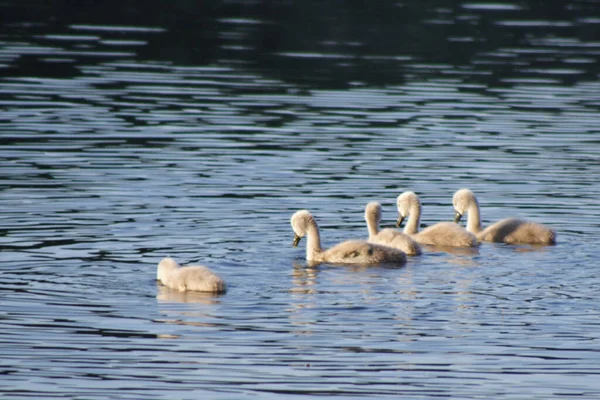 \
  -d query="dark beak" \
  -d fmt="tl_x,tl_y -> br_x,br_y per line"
454,212 -> 463,223
396,215 -> 405,228
292,234 -> 301,247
